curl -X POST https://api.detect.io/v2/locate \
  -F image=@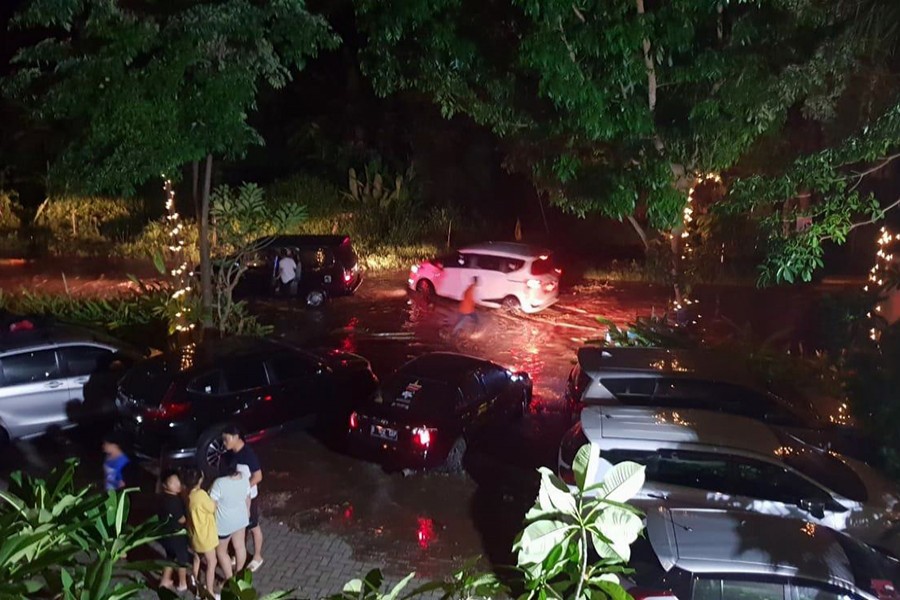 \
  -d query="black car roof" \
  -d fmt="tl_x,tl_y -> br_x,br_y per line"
395,352 -> 494,382
158,336 -> 293,373
252,234 -> 352,248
